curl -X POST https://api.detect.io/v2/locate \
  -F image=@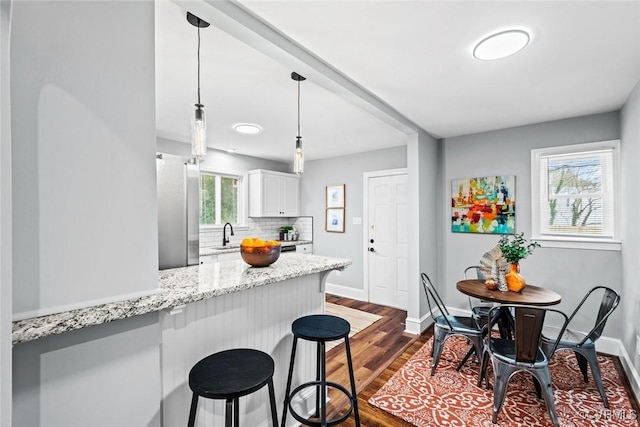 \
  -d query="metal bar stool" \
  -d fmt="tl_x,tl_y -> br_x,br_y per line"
281,314 -> 360,427
188,348 -> 279,427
